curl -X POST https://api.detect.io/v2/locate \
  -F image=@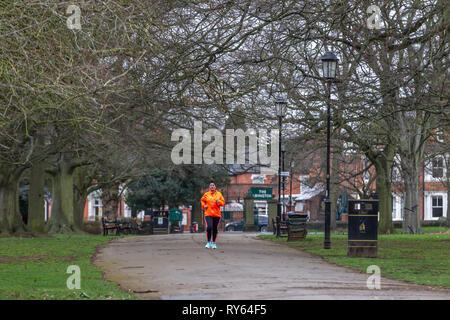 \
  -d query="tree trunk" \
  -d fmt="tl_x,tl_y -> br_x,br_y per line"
374,157 -> 394,234
47,160 -> 76,233
401,160 -> 422,234
101,183 -> 120,220
73,187 -> 88,231
131,207 -> 137,218
396,105 -> 428,235
0,167 -> 27,235
73,166 -> 91,230
367,142 -> 395,234
28,161 -> 46,233
191,198 -> 203,231
47,155 -> 91,233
